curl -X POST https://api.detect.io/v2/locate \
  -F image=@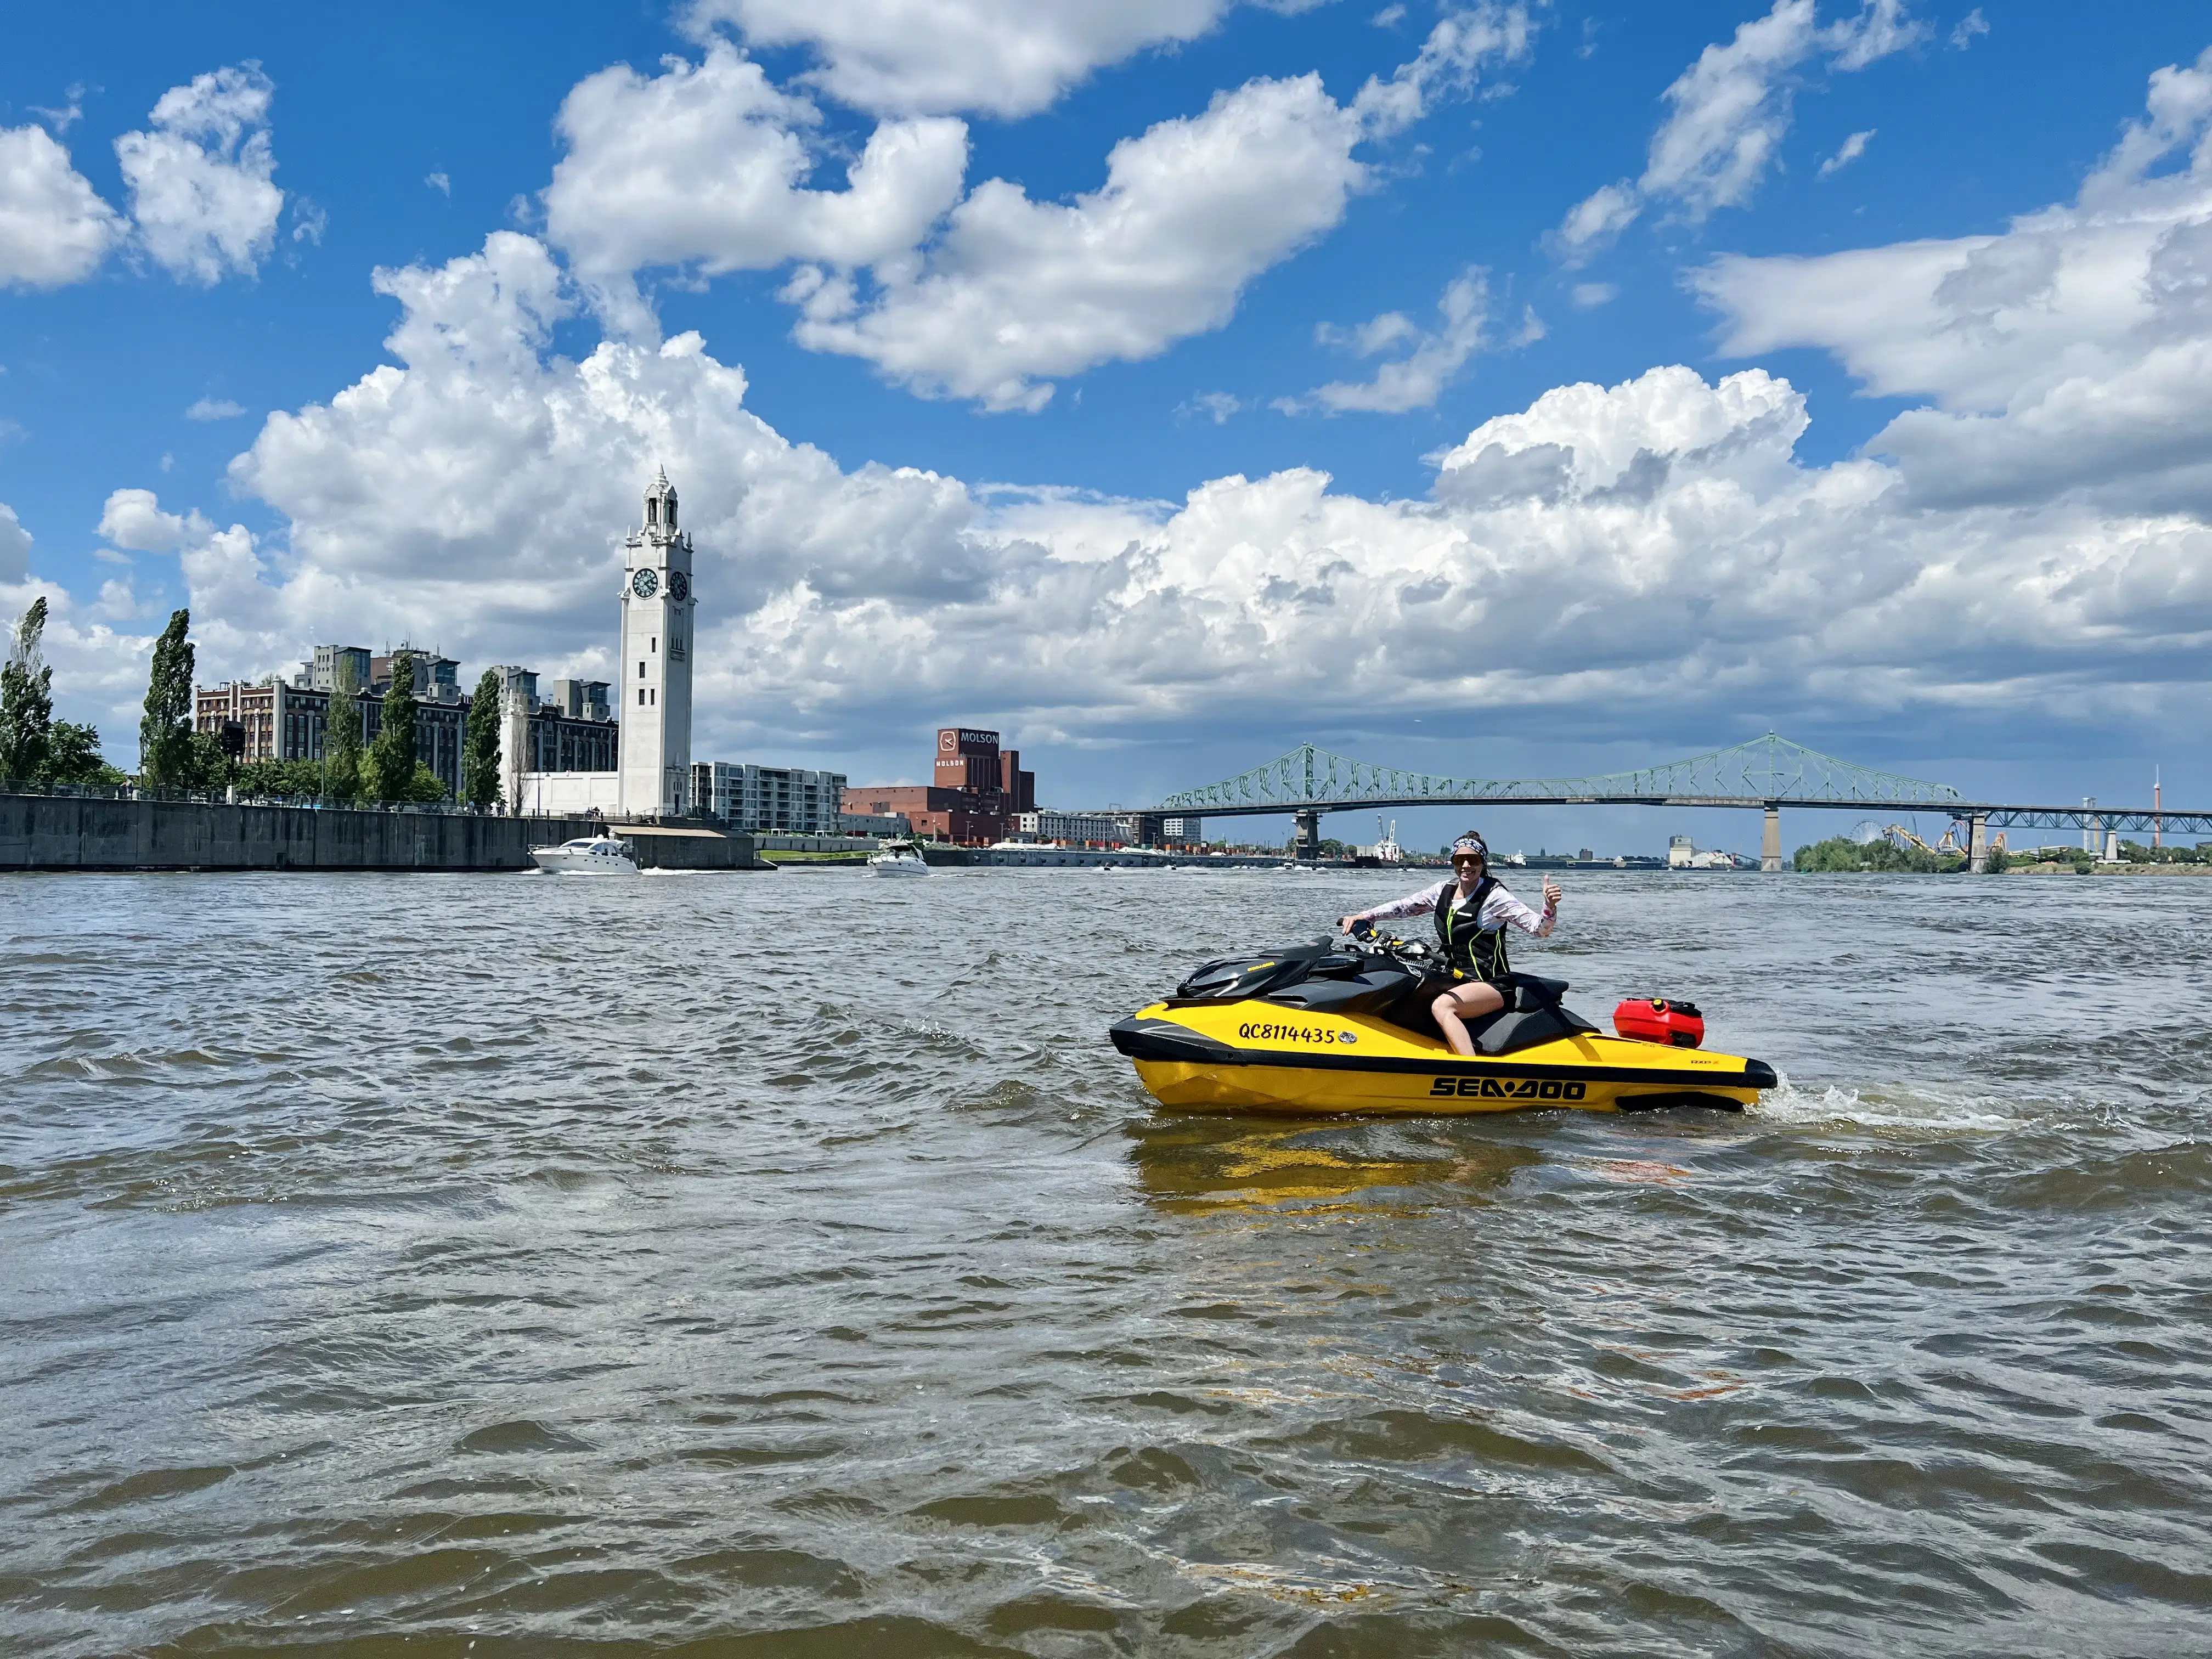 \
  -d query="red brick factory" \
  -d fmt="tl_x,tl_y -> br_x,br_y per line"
842,727 -> 1036,844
